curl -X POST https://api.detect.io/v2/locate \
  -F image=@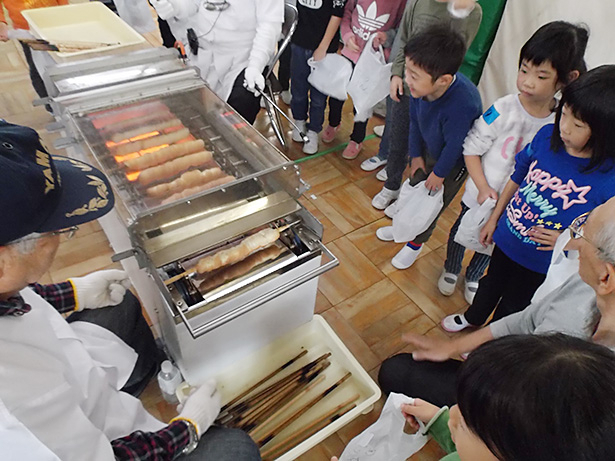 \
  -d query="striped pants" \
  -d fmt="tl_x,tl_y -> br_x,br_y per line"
443,202 -> 491,282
